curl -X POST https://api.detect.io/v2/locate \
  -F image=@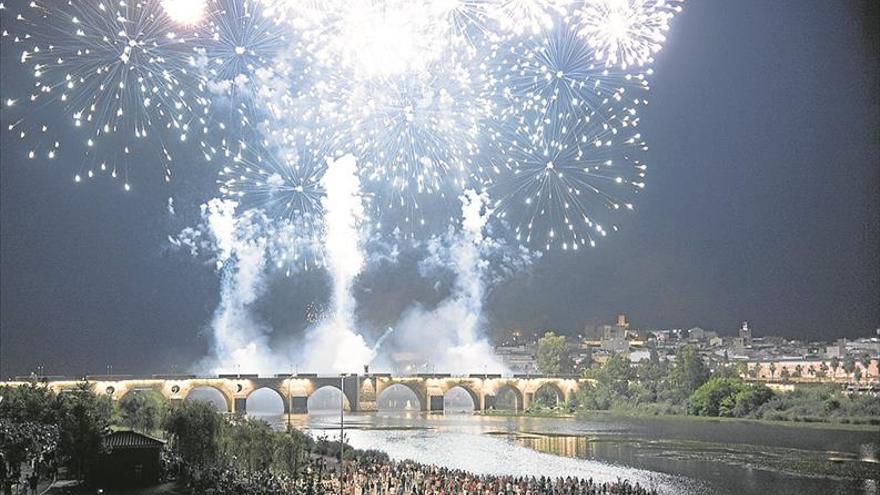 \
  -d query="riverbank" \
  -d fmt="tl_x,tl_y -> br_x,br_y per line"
478,408 -> 880,431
